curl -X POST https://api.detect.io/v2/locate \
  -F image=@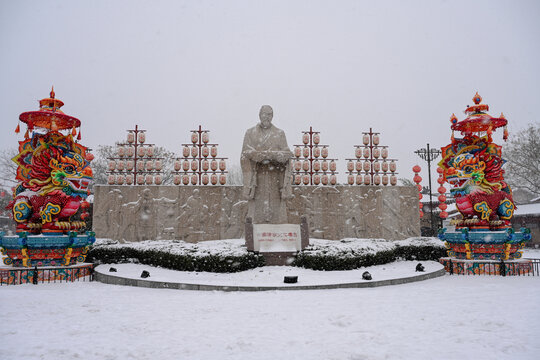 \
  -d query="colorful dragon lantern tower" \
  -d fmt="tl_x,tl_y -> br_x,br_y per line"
0,88 -> 95,271
437,93 -> 531,274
